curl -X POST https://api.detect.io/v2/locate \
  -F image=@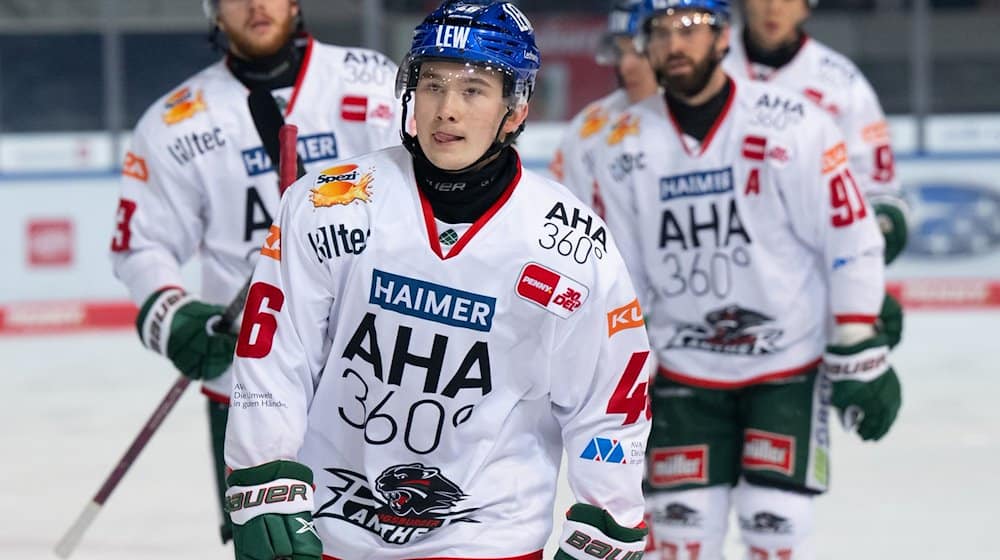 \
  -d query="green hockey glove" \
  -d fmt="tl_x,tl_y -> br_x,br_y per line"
874,202 -> 908,265
136,287 -> 236,380
555,503 -> 647,560
824,332 -> 902,442
227,460 -> 322,560
877,292 -> 904,350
